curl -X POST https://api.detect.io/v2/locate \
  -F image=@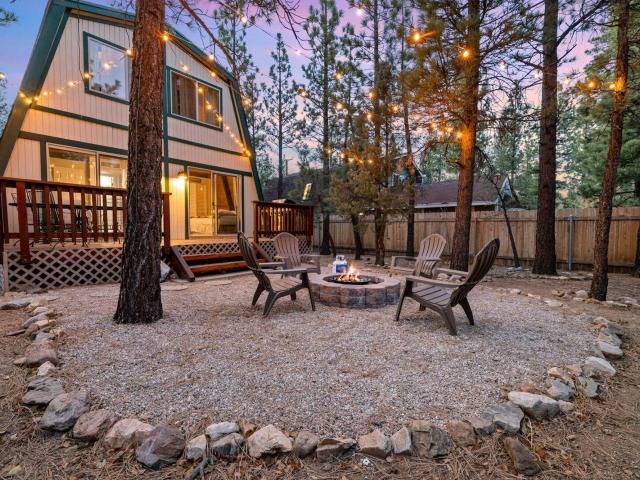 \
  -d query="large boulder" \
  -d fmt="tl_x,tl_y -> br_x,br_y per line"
246,425 -> 292,458
73,409 -> 118,441
408,420 -> 451,458
21,377 -> 64,406
136,426 -> 185,469
104,418 -> 154,449
503,437 -> 541,476
390,427 -> 412,455
292,430 -> 319,458
40,391 -> 88,432
507,392 -> 559,420
446,420 -> 476,447
185,434 -> 207,461
357,430 -> 390,458
210,432 -> 245,458
316,438 -> 356,462
484,402 -> 524,433
205,421 -> 240,442
597,341 -> 623,360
